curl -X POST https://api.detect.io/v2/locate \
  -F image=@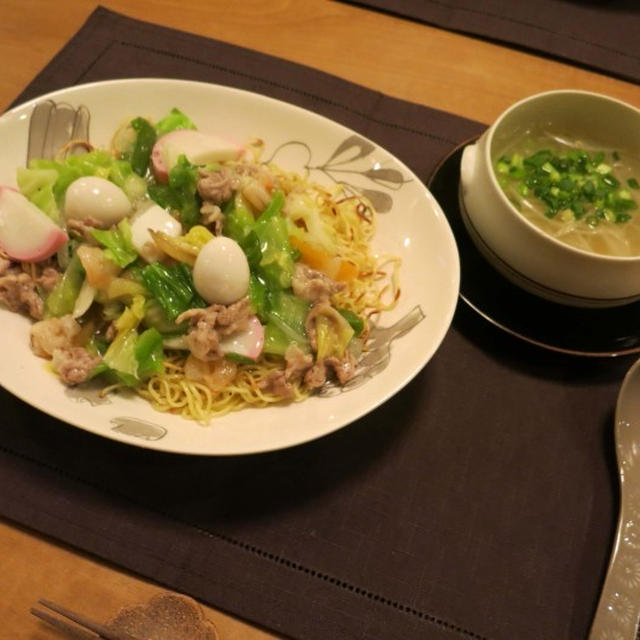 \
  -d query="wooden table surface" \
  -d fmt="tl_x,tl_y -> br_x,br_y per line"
1,1 -> 640,638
